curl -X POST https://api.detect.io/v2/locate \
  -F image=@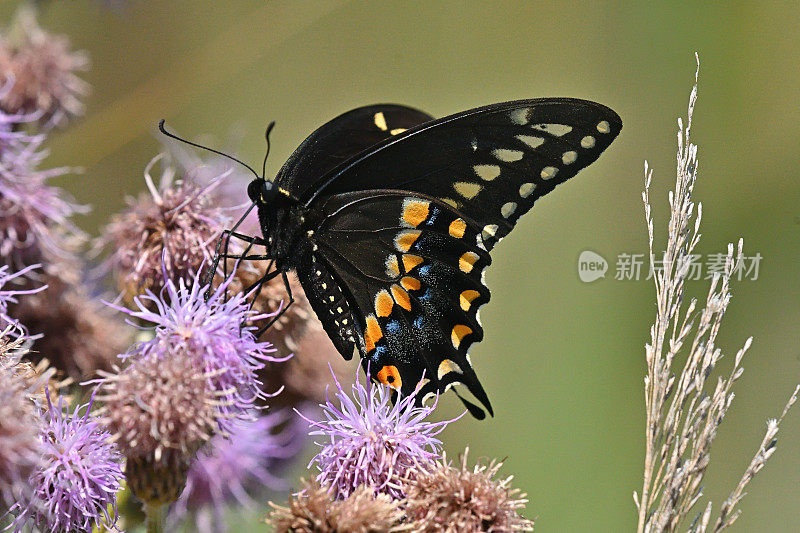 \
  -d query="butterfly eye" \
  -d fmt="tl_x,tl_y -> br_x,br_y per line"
247,179 -> 276,204
246,179 -> 261,203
